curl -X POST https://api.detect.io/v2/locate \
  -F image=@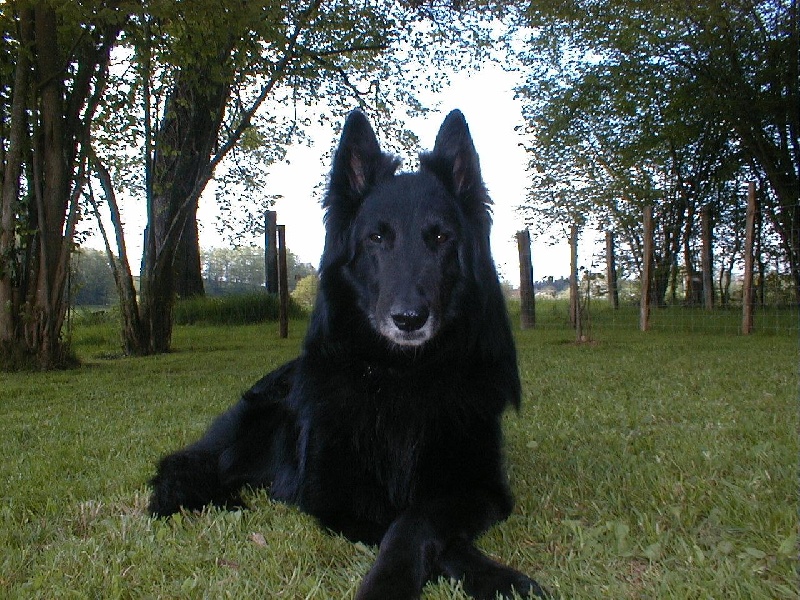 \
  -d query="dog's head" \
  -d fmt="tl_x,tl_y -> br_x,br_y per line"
319,110 -> 495,349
